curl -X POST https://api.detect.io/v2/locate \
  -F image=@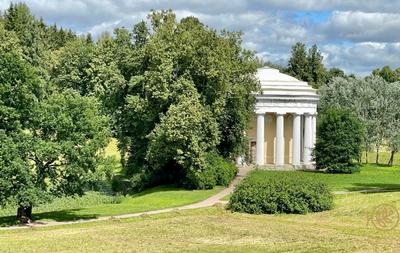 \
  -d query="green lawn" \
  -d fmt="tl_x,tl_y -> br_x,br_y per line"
0,138 -> 225,226
1,191 -> 400,252
362,151 -> 400,165
0,185 -> 223,226
248,164 -> 400,192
